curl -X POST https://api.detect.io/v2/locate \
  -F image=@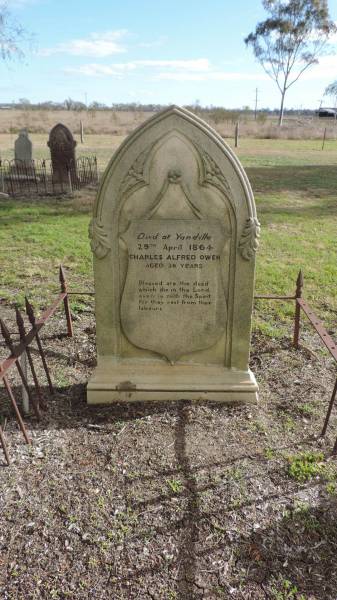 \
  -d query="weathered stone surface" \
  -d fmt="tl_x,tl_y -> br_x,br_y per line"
14,129 -> 32,165
47,123 -> 76,183
88,106 -> 259,404
120,218 -> 227,363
